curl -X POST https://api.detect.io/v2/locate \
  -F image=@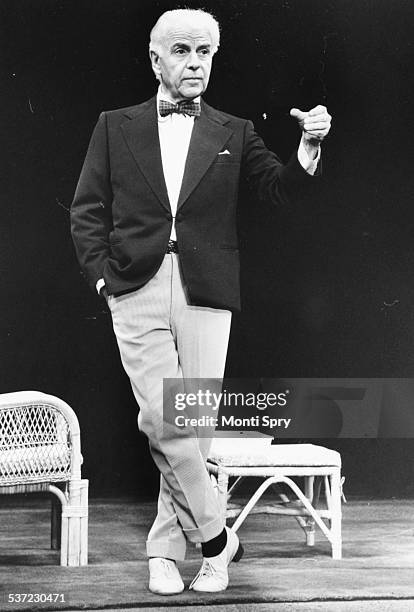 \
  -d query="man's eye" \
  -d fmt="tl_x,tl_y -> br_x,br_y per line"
175,48 -> 187,55
199,49 -> 210,55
